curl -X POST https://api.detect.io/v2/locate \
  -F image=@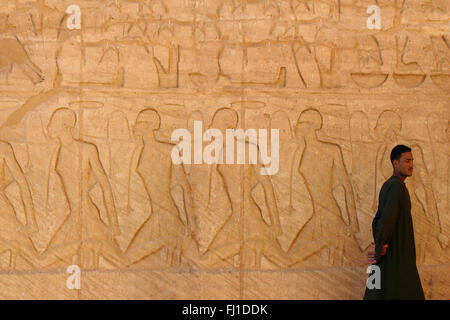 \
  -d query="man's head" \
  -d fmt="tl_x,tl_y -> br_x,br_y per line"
375,110 -> 401,140
134,108 -> 161,137
210,108 -> 238,131
295,108 -> 322,139
390,144 -> 413,179
47,108 -> 77,139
